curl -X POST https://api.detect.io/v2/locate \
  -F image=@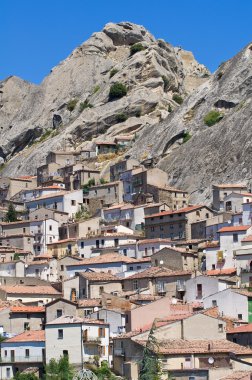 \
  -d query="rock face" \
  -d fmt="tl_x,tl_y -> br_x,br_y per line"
0,22 -> 209,176
129,42 -> 252,203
